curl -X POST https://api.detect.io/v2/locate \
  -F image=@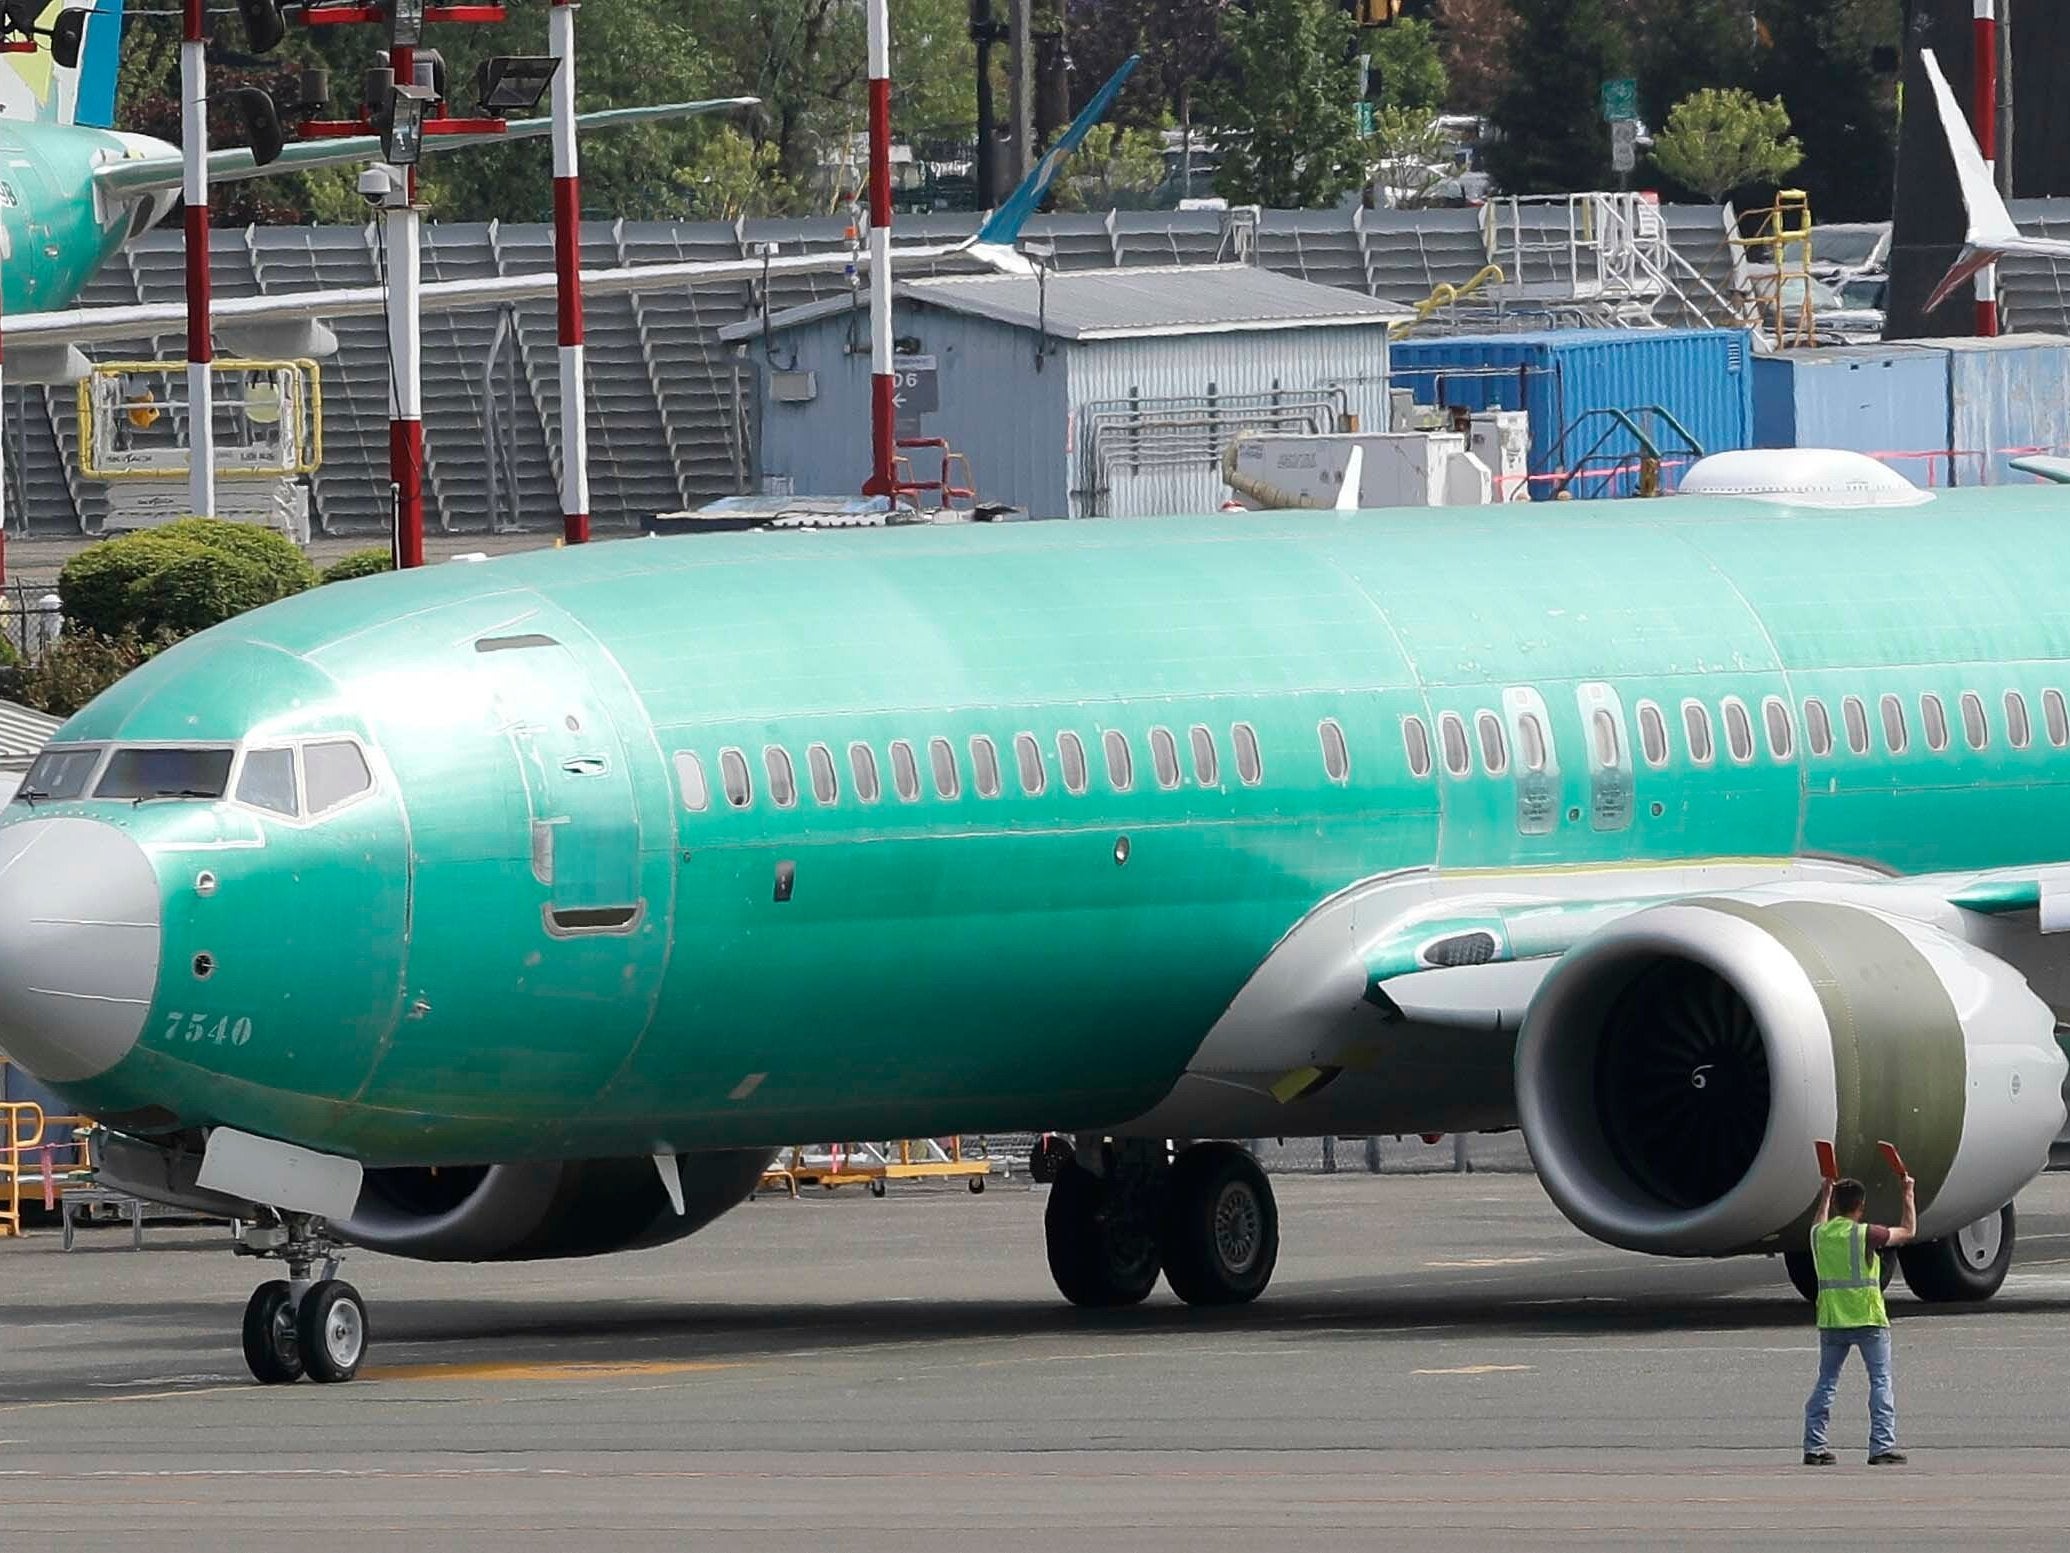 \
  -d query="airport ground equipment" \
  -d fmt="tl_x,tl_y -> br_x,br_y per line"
762,1138 -> 991,1197
0,1100 -> 90,1238
1478,193 -> 1740,330
1222,430 -> 1492,510
78,359 -> 322,538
